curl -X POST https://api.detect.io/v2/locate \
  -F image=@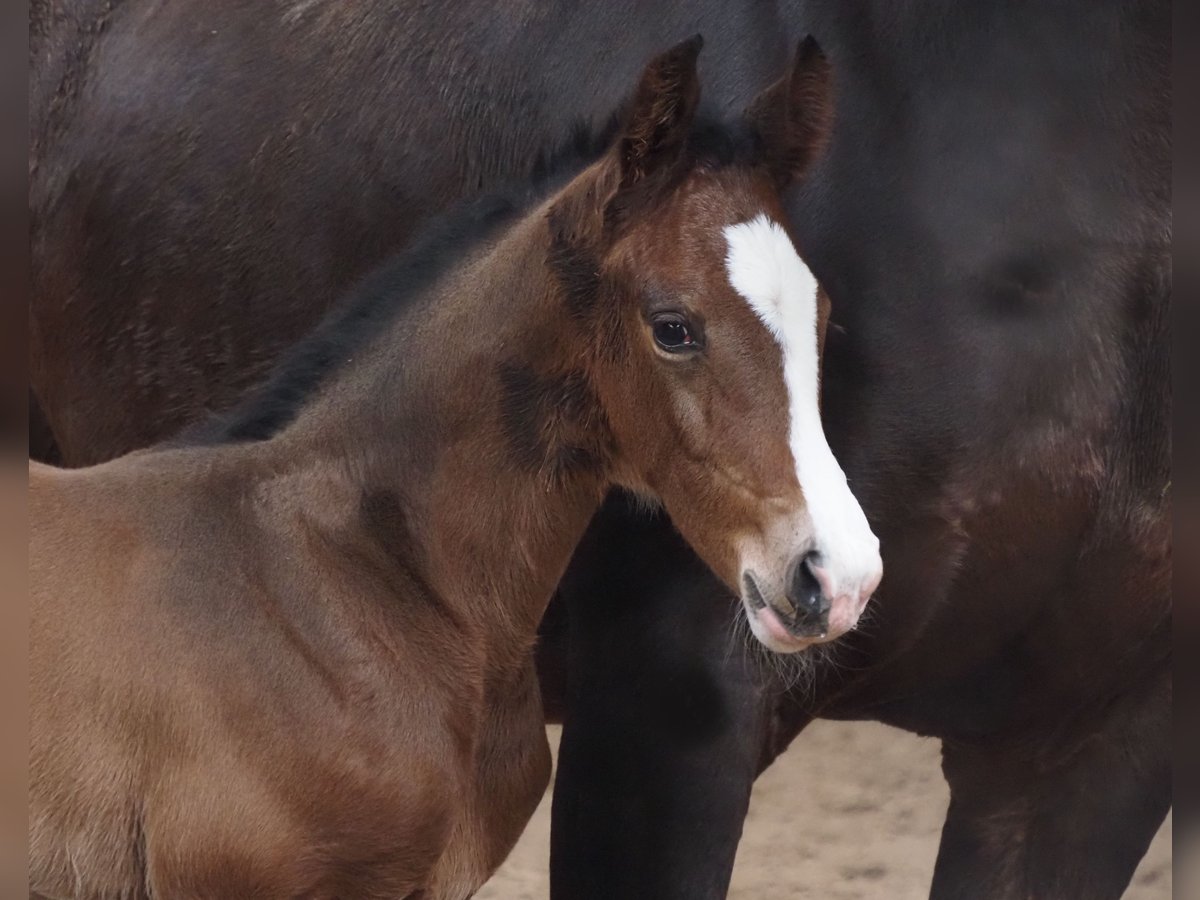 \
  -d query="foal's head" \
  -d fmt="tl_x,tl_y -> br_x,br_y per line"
548,36 -> 881,652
